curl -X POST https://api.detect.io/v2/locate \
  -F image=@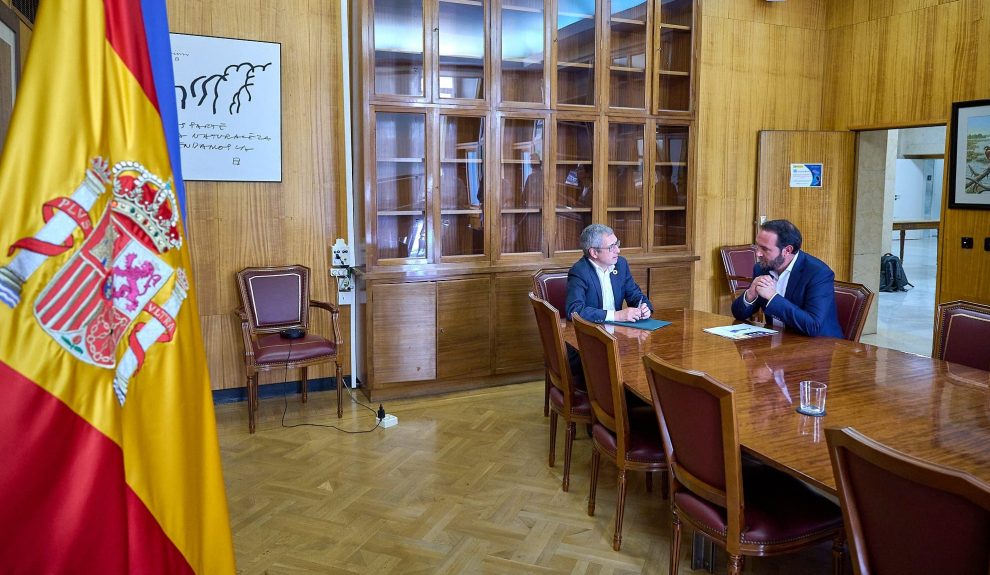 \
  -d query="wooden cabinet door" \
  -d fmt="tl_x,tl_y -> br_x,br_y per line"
371,281 -> 437,384
648,261 -> 693,309
494,273 -> 544,373
437,277 -> 492,379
